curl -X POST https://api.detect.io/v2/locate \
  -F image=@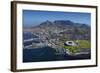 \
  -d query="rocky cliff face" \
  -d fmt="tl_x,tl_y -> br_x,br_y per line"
24,20 -> 90,40
37,20 -> 90,40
